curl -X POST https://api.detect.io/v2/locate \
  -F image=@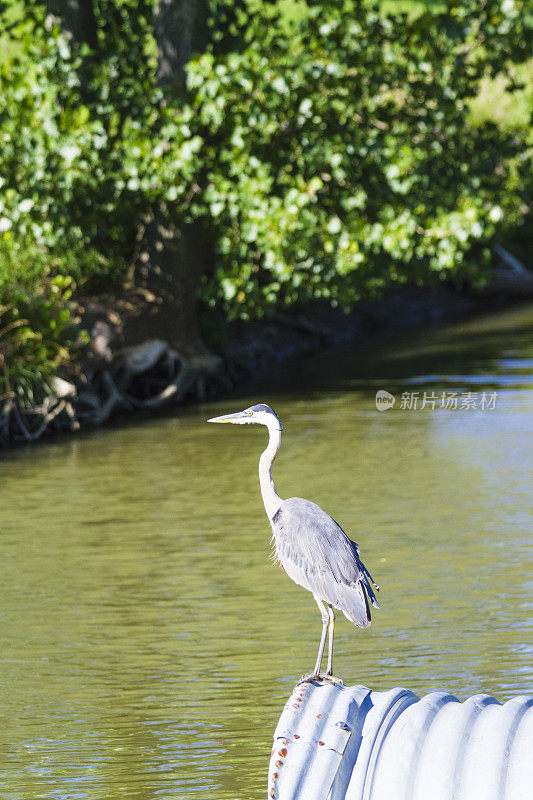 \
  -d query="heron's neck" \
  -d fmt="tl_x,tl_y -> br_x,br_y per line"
259,423 -> 282,521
